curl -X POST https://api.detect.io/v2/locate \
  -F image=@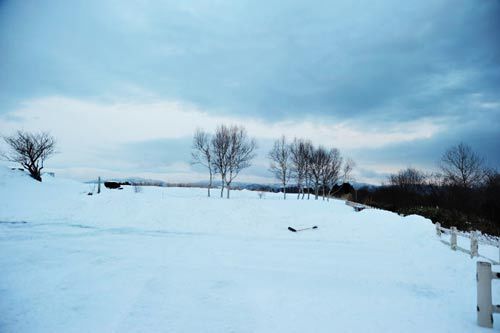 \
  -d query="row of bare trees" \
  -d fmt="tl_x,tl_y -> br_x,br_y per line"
268,136 -> 355,200
191,125 -> 257,198
388,143 -> 492,190
370,142 -> 500,235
